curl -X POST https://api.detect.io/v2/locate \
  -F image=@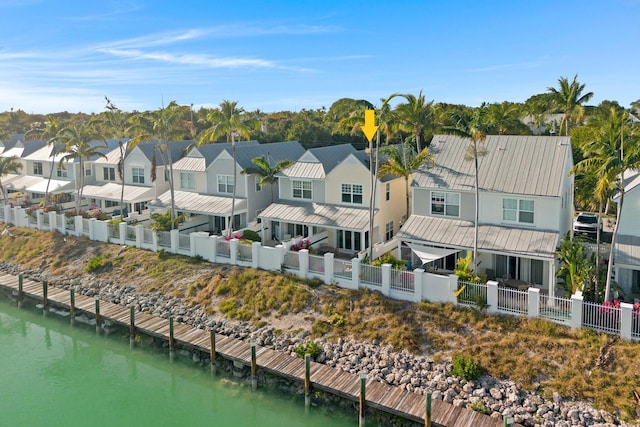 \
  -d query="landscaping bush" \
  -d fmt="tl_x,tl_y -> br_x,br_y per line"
450,354 -> 483,381
294,340 -> 322,359
242,229 -> 261,242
